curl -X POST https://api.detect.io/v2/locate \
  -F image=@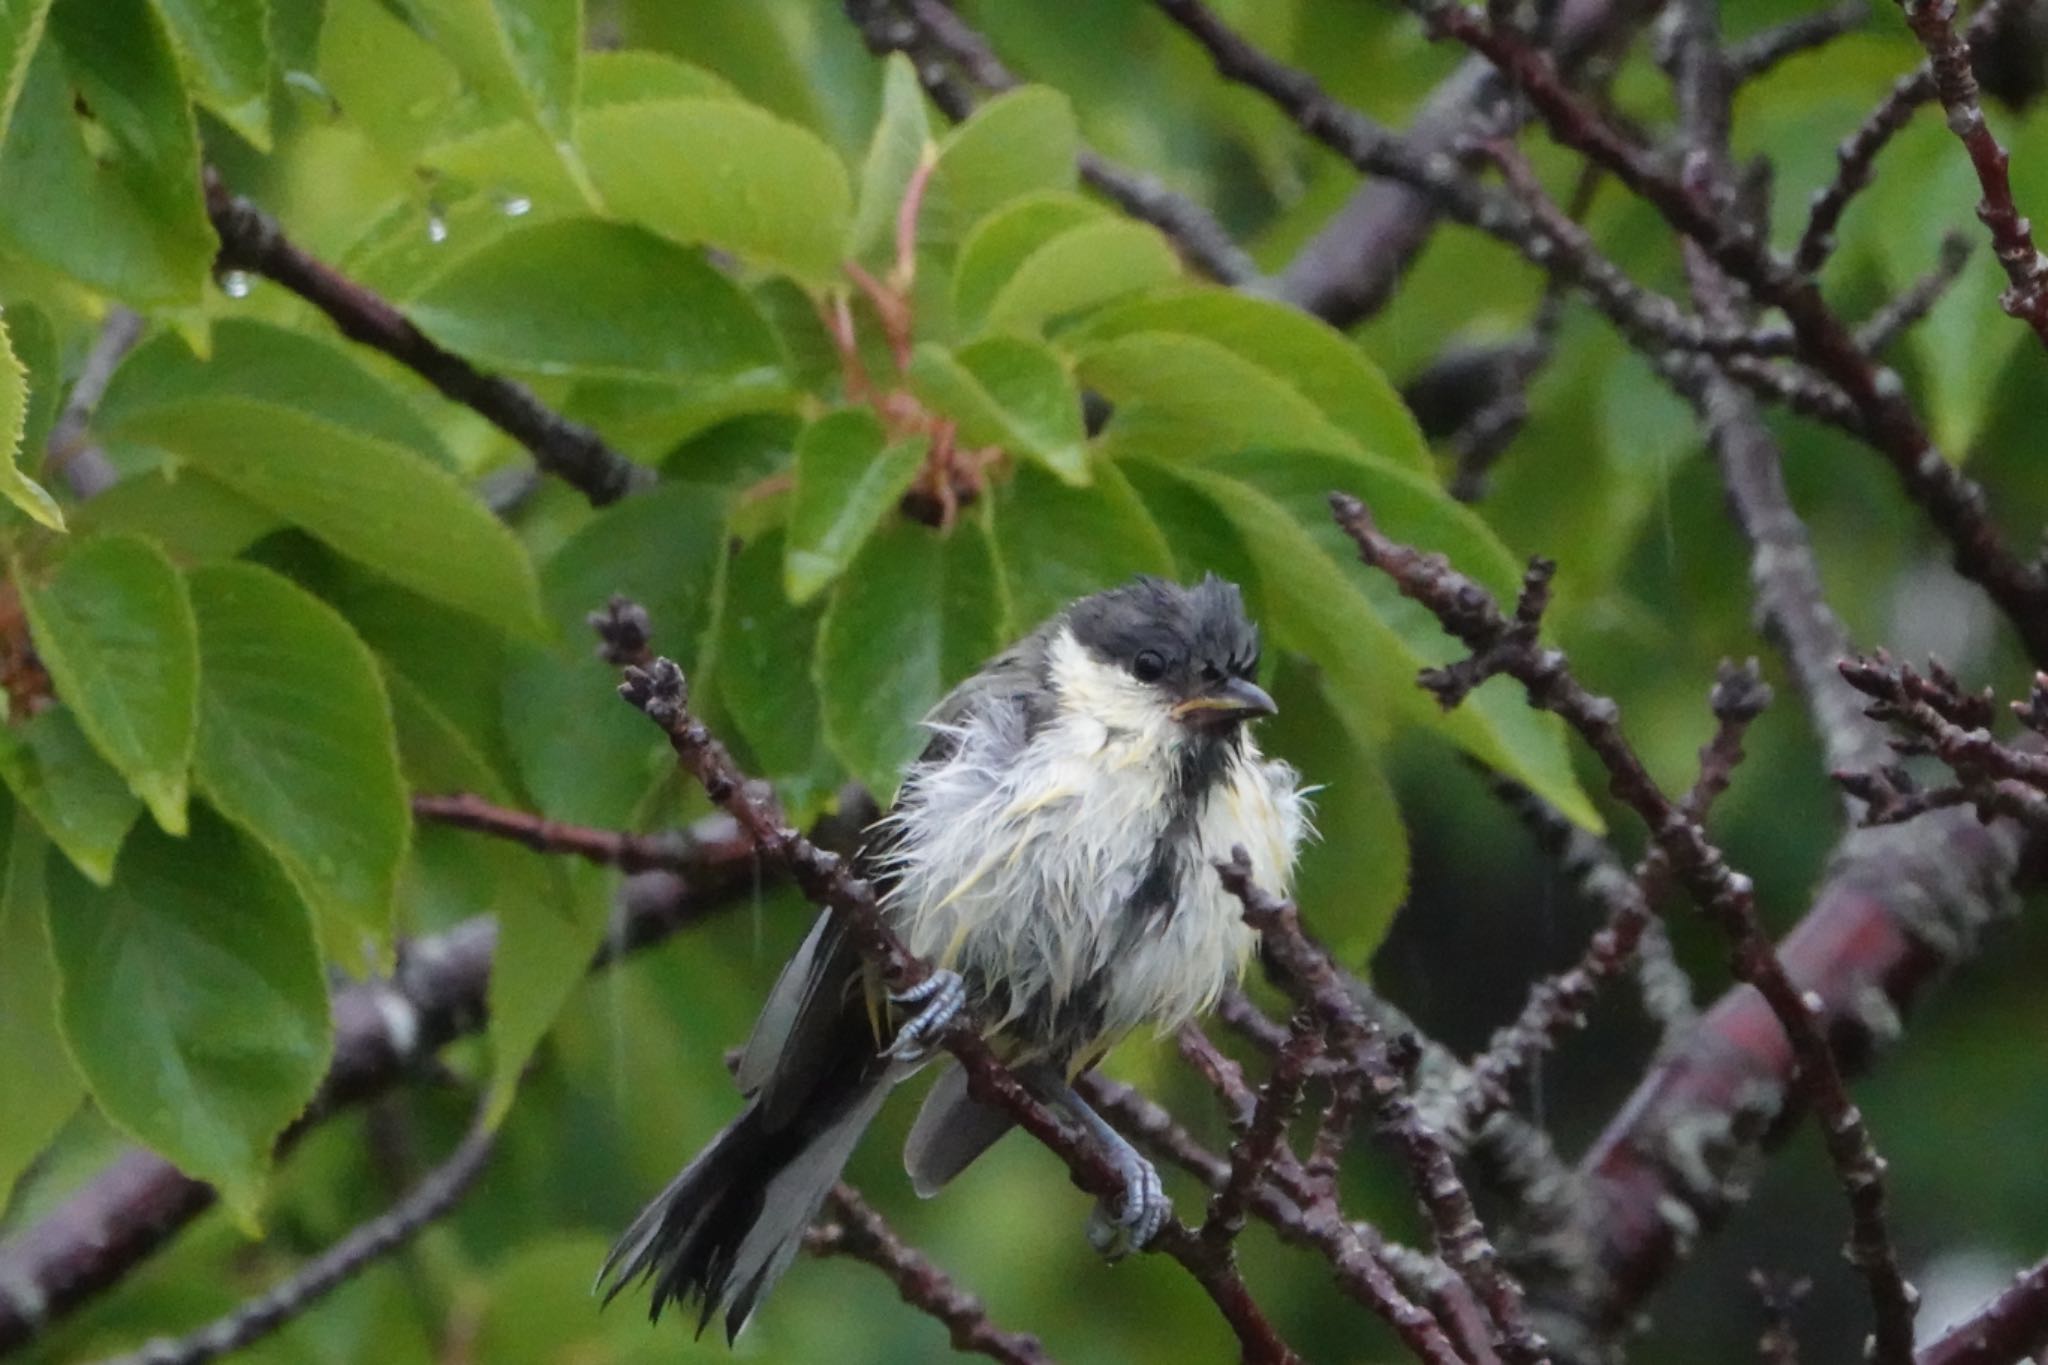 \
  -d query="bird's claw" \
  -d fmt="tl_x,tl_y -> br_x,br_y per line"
882,969 -> 966,1063
1084,1148 -> 1169,1260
